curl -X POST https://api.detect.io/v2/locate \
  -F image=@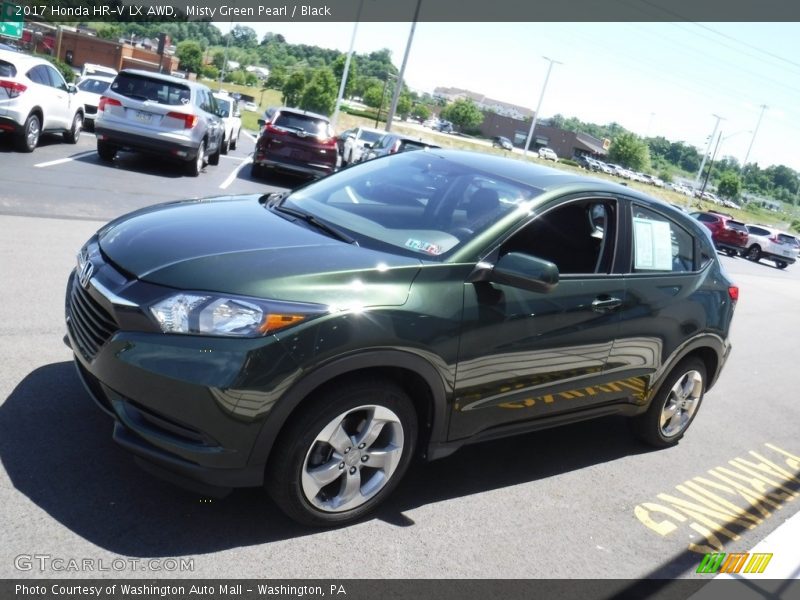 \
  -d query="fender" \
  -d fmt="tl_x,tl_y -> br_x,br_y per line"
246,349 -> 451,472
646,332 -> 728,403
